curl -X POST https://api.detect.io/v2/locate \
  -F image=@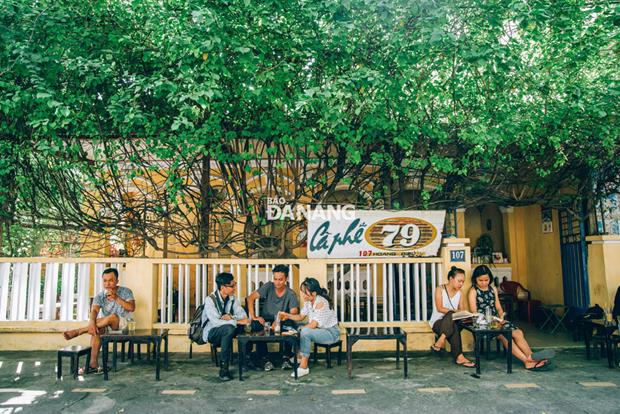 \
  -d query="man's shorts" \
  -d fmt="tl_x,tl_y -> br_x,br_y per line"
105,315 -> 128,333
